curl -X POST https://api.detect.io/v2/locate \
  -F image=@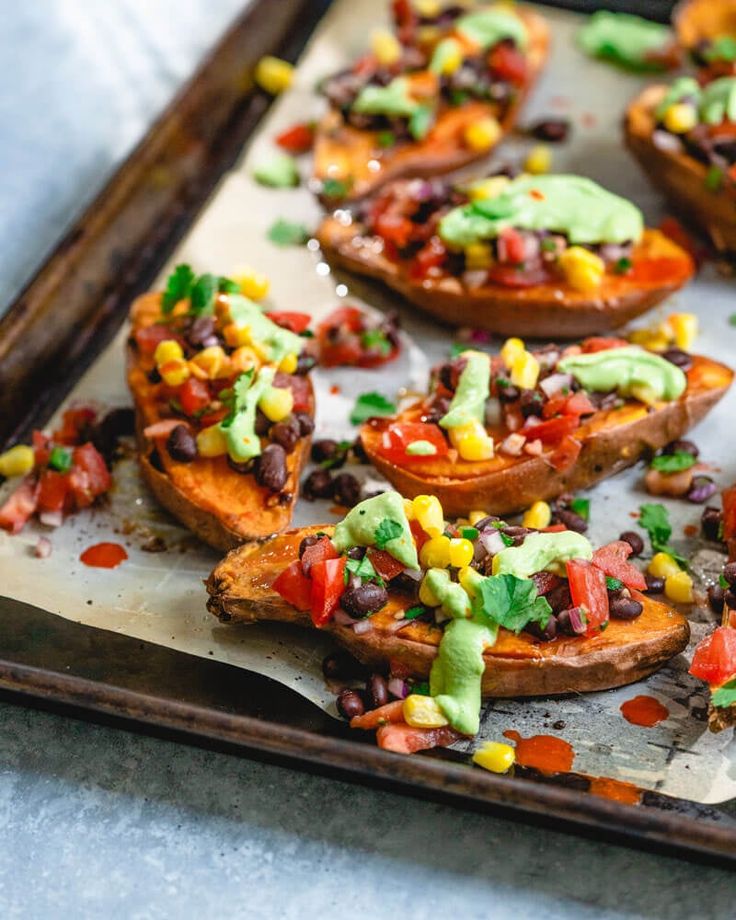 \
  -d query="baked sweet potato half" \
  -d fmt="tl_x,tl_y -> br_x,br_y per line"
359,341 -> 732,519
625,79 -> 736,253
313,5 -> 549,204
127,270 -> 316,551
675,0 -> 736,79
206,524 -> 689,700
317,174 -> 694,338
